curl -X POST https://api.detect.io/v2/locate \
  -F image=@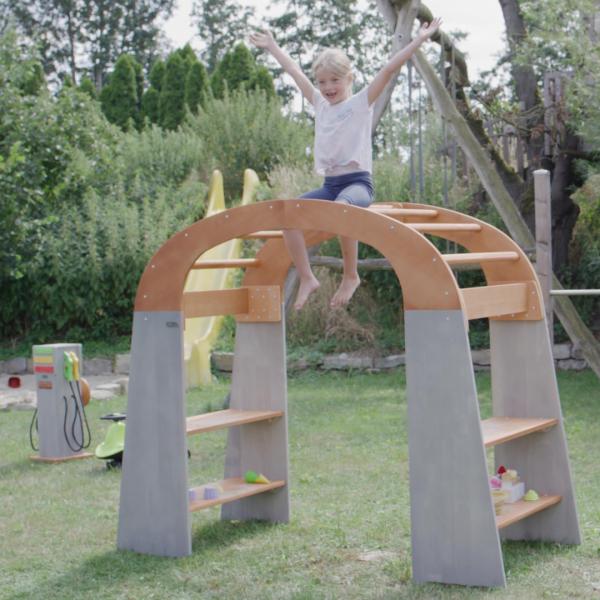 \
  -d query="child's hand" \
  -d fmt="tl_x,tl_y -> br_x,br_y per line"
416,17 -> 442,42
249,30 -> 276,51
